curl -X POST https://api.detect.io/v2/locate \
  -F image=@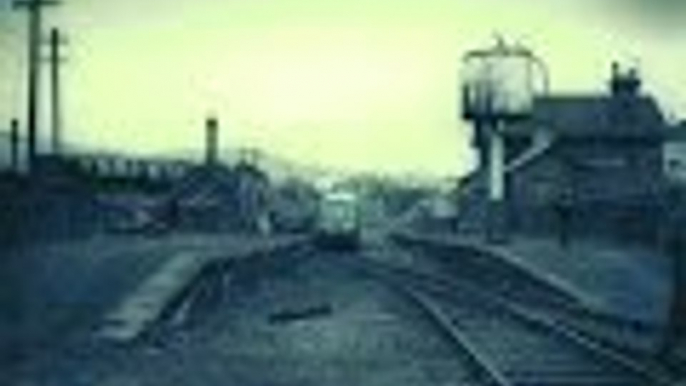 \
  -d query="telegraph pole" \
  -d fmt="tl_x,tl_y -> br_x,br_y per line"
12,0 -> 60,172
10,119 -> 20,172
47,27 -> 66,156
